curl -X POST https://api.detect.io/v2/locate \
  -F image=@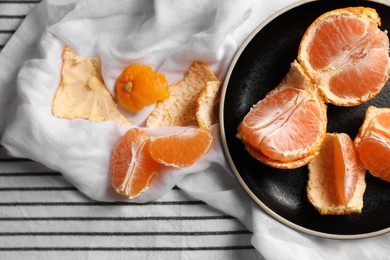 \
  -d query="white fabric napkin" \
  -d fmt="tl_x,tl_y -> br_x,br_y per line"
1,0 -> 389,259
